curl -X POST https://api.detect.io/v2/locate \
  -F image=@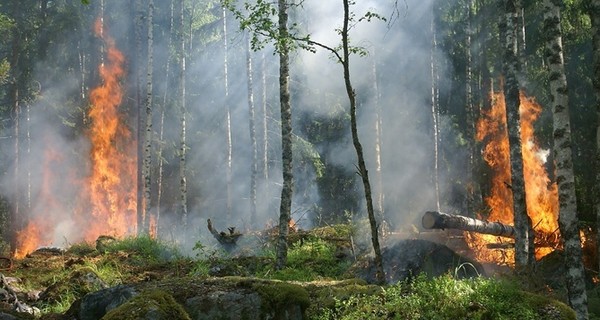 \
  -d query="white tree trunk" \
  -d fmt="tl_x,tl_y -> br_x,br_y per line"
542,1 -> 588,318
142,0 -> 155,235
